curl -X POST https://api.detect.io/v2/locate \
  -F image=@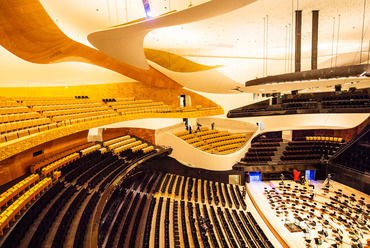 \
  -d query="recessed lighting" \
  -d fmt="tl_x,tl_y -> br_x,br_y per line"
259,89 -> 265,91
